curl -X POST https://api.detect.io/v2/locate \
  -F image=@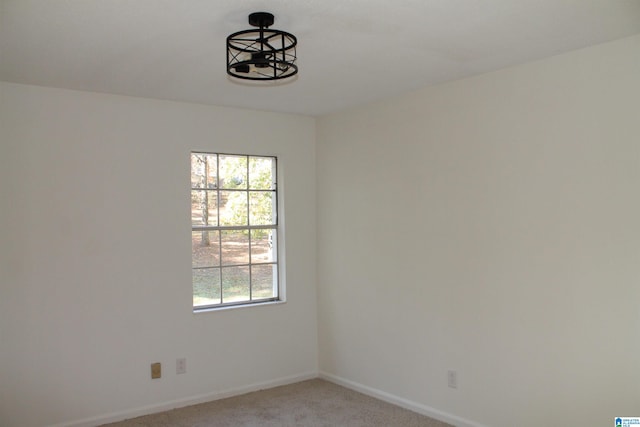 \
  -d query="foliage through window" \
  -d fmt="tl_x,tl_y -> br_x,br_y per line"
191,153 -> 279,309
